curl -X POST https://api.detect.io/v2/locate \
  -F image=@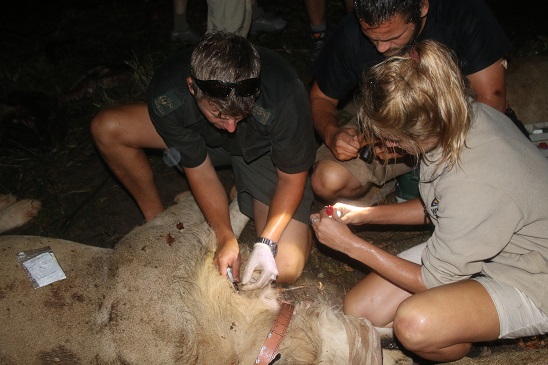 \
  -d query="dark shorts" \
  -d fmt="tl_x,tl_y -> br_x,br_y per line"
165,146 -> 314,225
